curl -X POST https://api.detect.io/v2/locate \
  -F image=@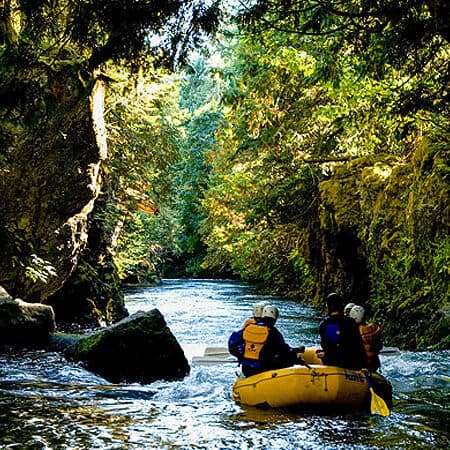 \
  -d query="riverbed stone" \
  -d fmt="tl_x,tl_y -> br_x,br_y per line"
0,287 -> 56,346
64,309 -> 190,384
